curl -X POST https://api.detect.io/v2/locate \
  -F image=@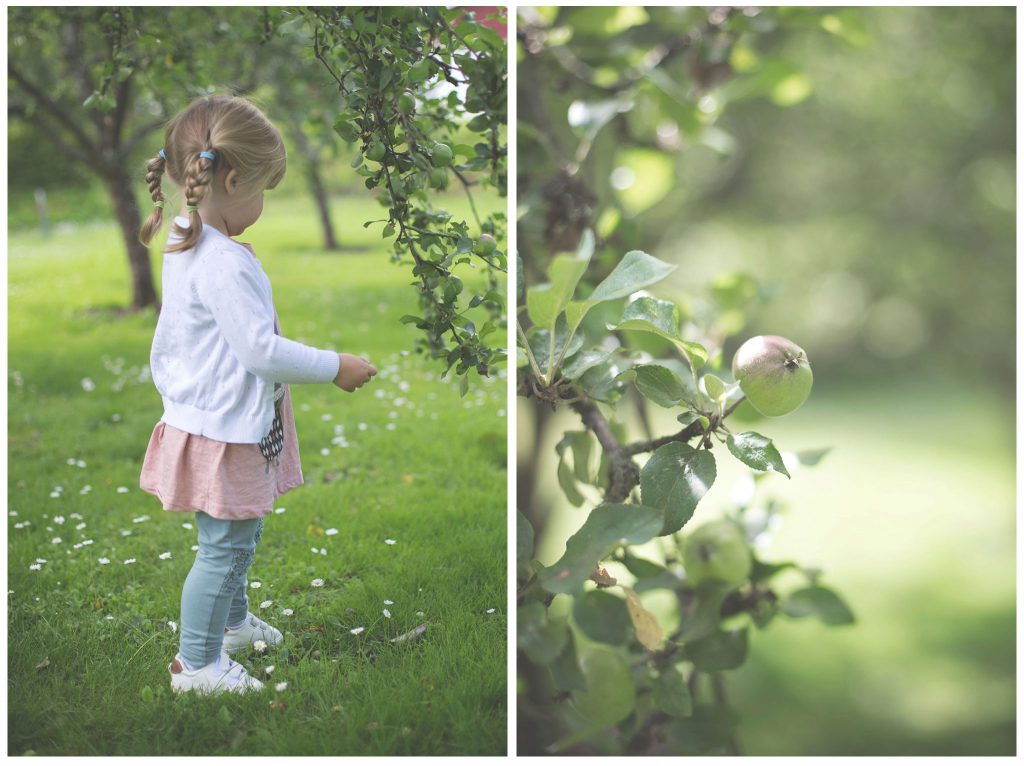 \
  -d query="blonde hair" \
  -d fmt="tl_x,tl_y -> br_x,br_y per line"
139,95 -> 287,252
